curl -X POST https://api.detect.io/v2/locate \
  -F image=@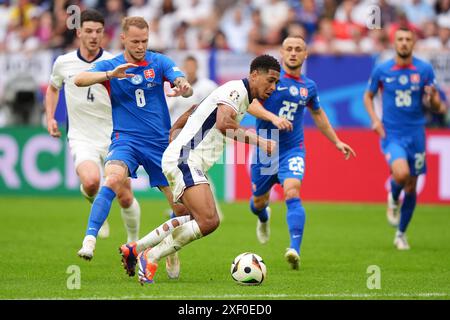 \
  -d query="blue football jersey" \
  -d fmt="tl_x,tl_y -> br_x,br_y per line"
89,51 -> 185,144
256,70 -> 321,153
367,56 -> 437,136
